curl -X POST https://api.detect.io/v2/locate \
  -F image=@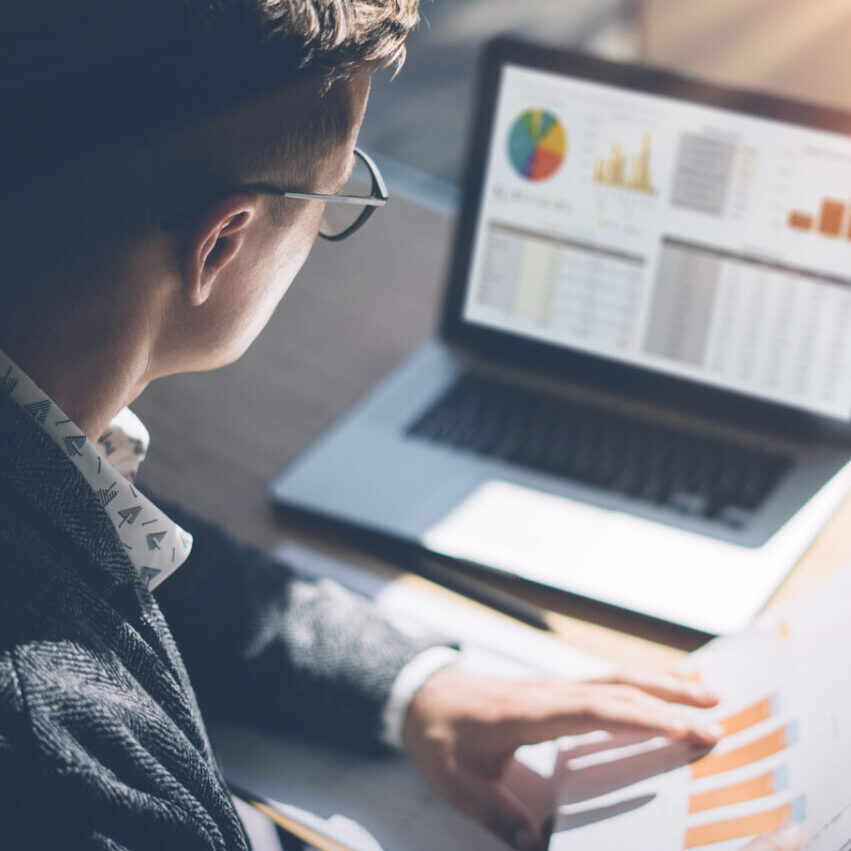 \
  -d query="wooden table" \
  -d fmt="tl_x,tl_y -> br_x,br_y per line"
133,191 -> 851,672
